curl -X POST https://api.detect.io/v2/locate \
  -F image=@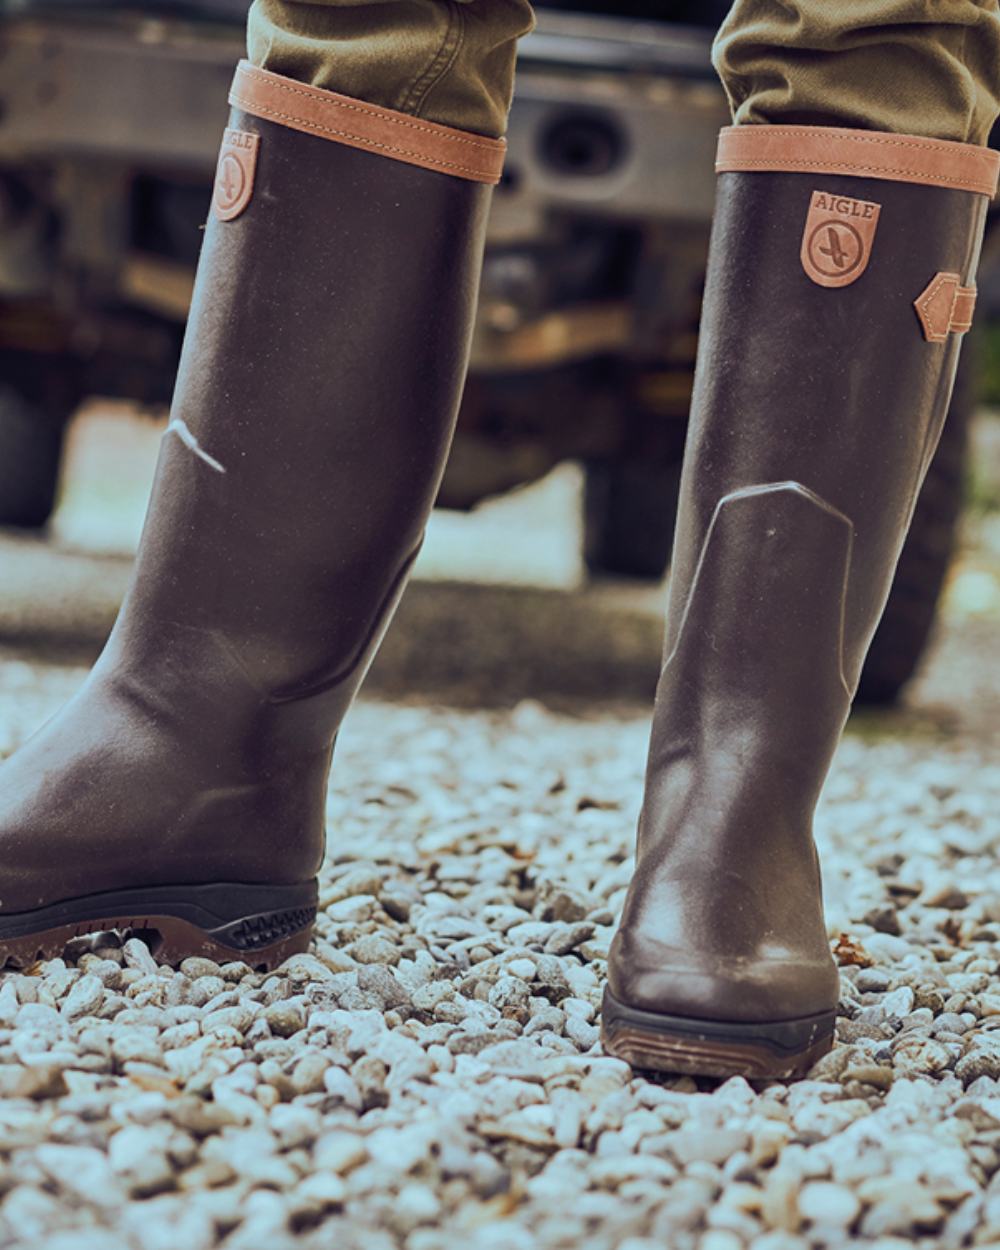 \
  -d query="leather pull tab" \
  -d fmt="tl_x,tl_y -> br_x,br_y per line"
915,272 -> 977,343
